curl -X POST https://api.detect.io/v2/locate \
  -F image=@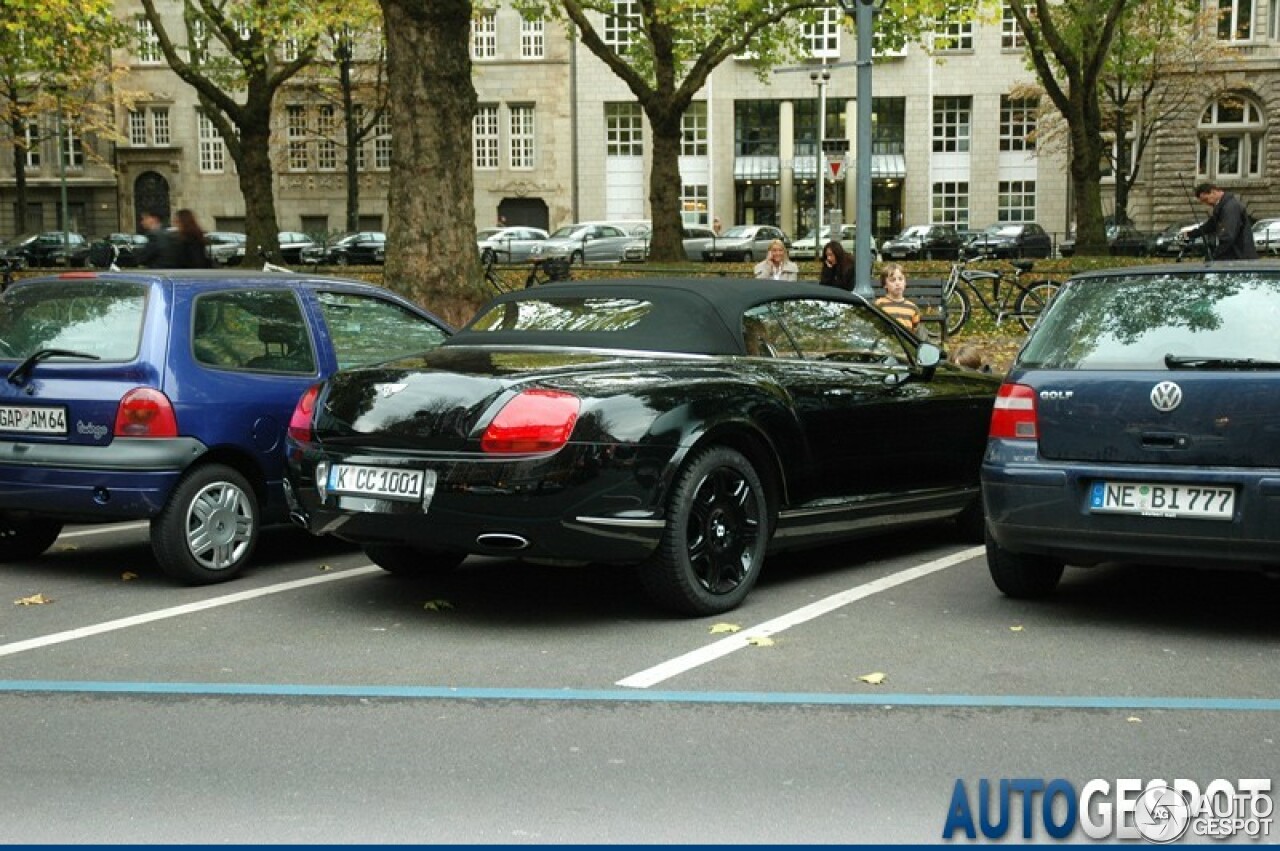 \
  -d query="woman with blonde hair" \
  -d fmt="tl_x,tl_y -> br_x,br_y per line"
753,238 -> 798,281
